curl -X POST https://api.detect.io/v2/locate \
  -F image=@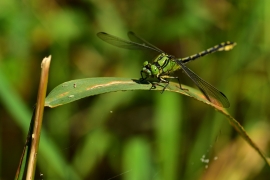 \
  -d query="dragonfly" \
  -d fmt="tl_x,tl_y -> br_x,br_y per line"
97,31 -> 236,108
